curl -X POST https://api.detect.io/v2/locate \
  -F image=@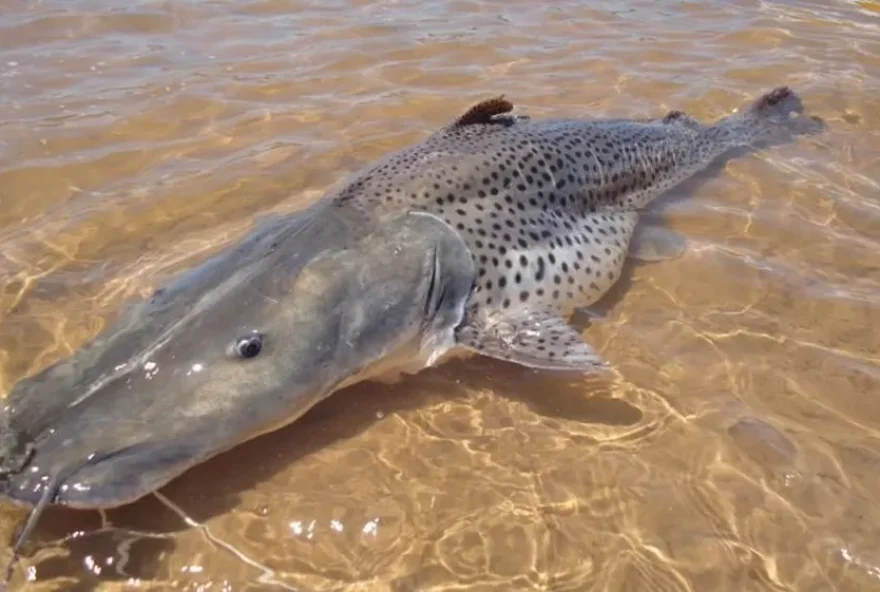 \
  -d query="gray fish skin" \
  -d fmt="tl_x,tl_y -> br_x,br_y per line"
0,206 -> 475,509
332,87 -> 823,369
